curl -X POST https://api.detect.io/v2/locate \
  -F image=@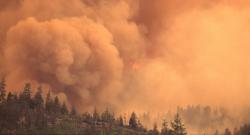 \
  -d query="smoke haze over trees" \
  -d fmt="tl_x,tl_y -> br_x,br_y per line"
0,81 -> 191,135
1,0 -> 250,134
1,0 -> 250,114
